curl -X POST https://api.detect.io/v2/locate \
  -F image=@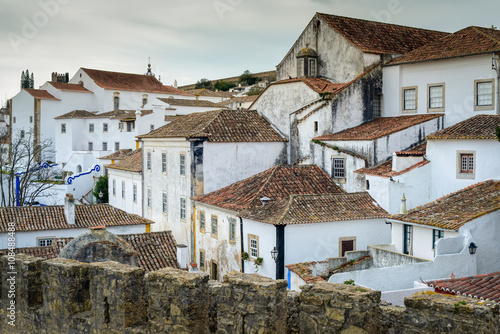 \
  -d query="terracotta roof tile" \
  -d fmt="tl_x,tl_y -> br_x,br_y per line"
157,97 -> 220,108
427,272 -> 500,302
98,149 -> 134,160
426,115 -> 500,140
285,261 -> 327,284
48,82 -> 92,92
185,88 -> 235,98
0,204 -> 154,233
193,164 -> 343,213
389,26 -> 500,65
54,110 -> 97,119
96,109 -> 153,119
268,77 -> 347,94
0,231 -> 179,271
242,192 -> 388,225
81,68 -> 192,96
24,89 -> 59,100
391,180 -> 500,230
317,13 -> 449,55
138,109 -> 286,142
105,148 -> 142,172
314,115 -> 442,141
